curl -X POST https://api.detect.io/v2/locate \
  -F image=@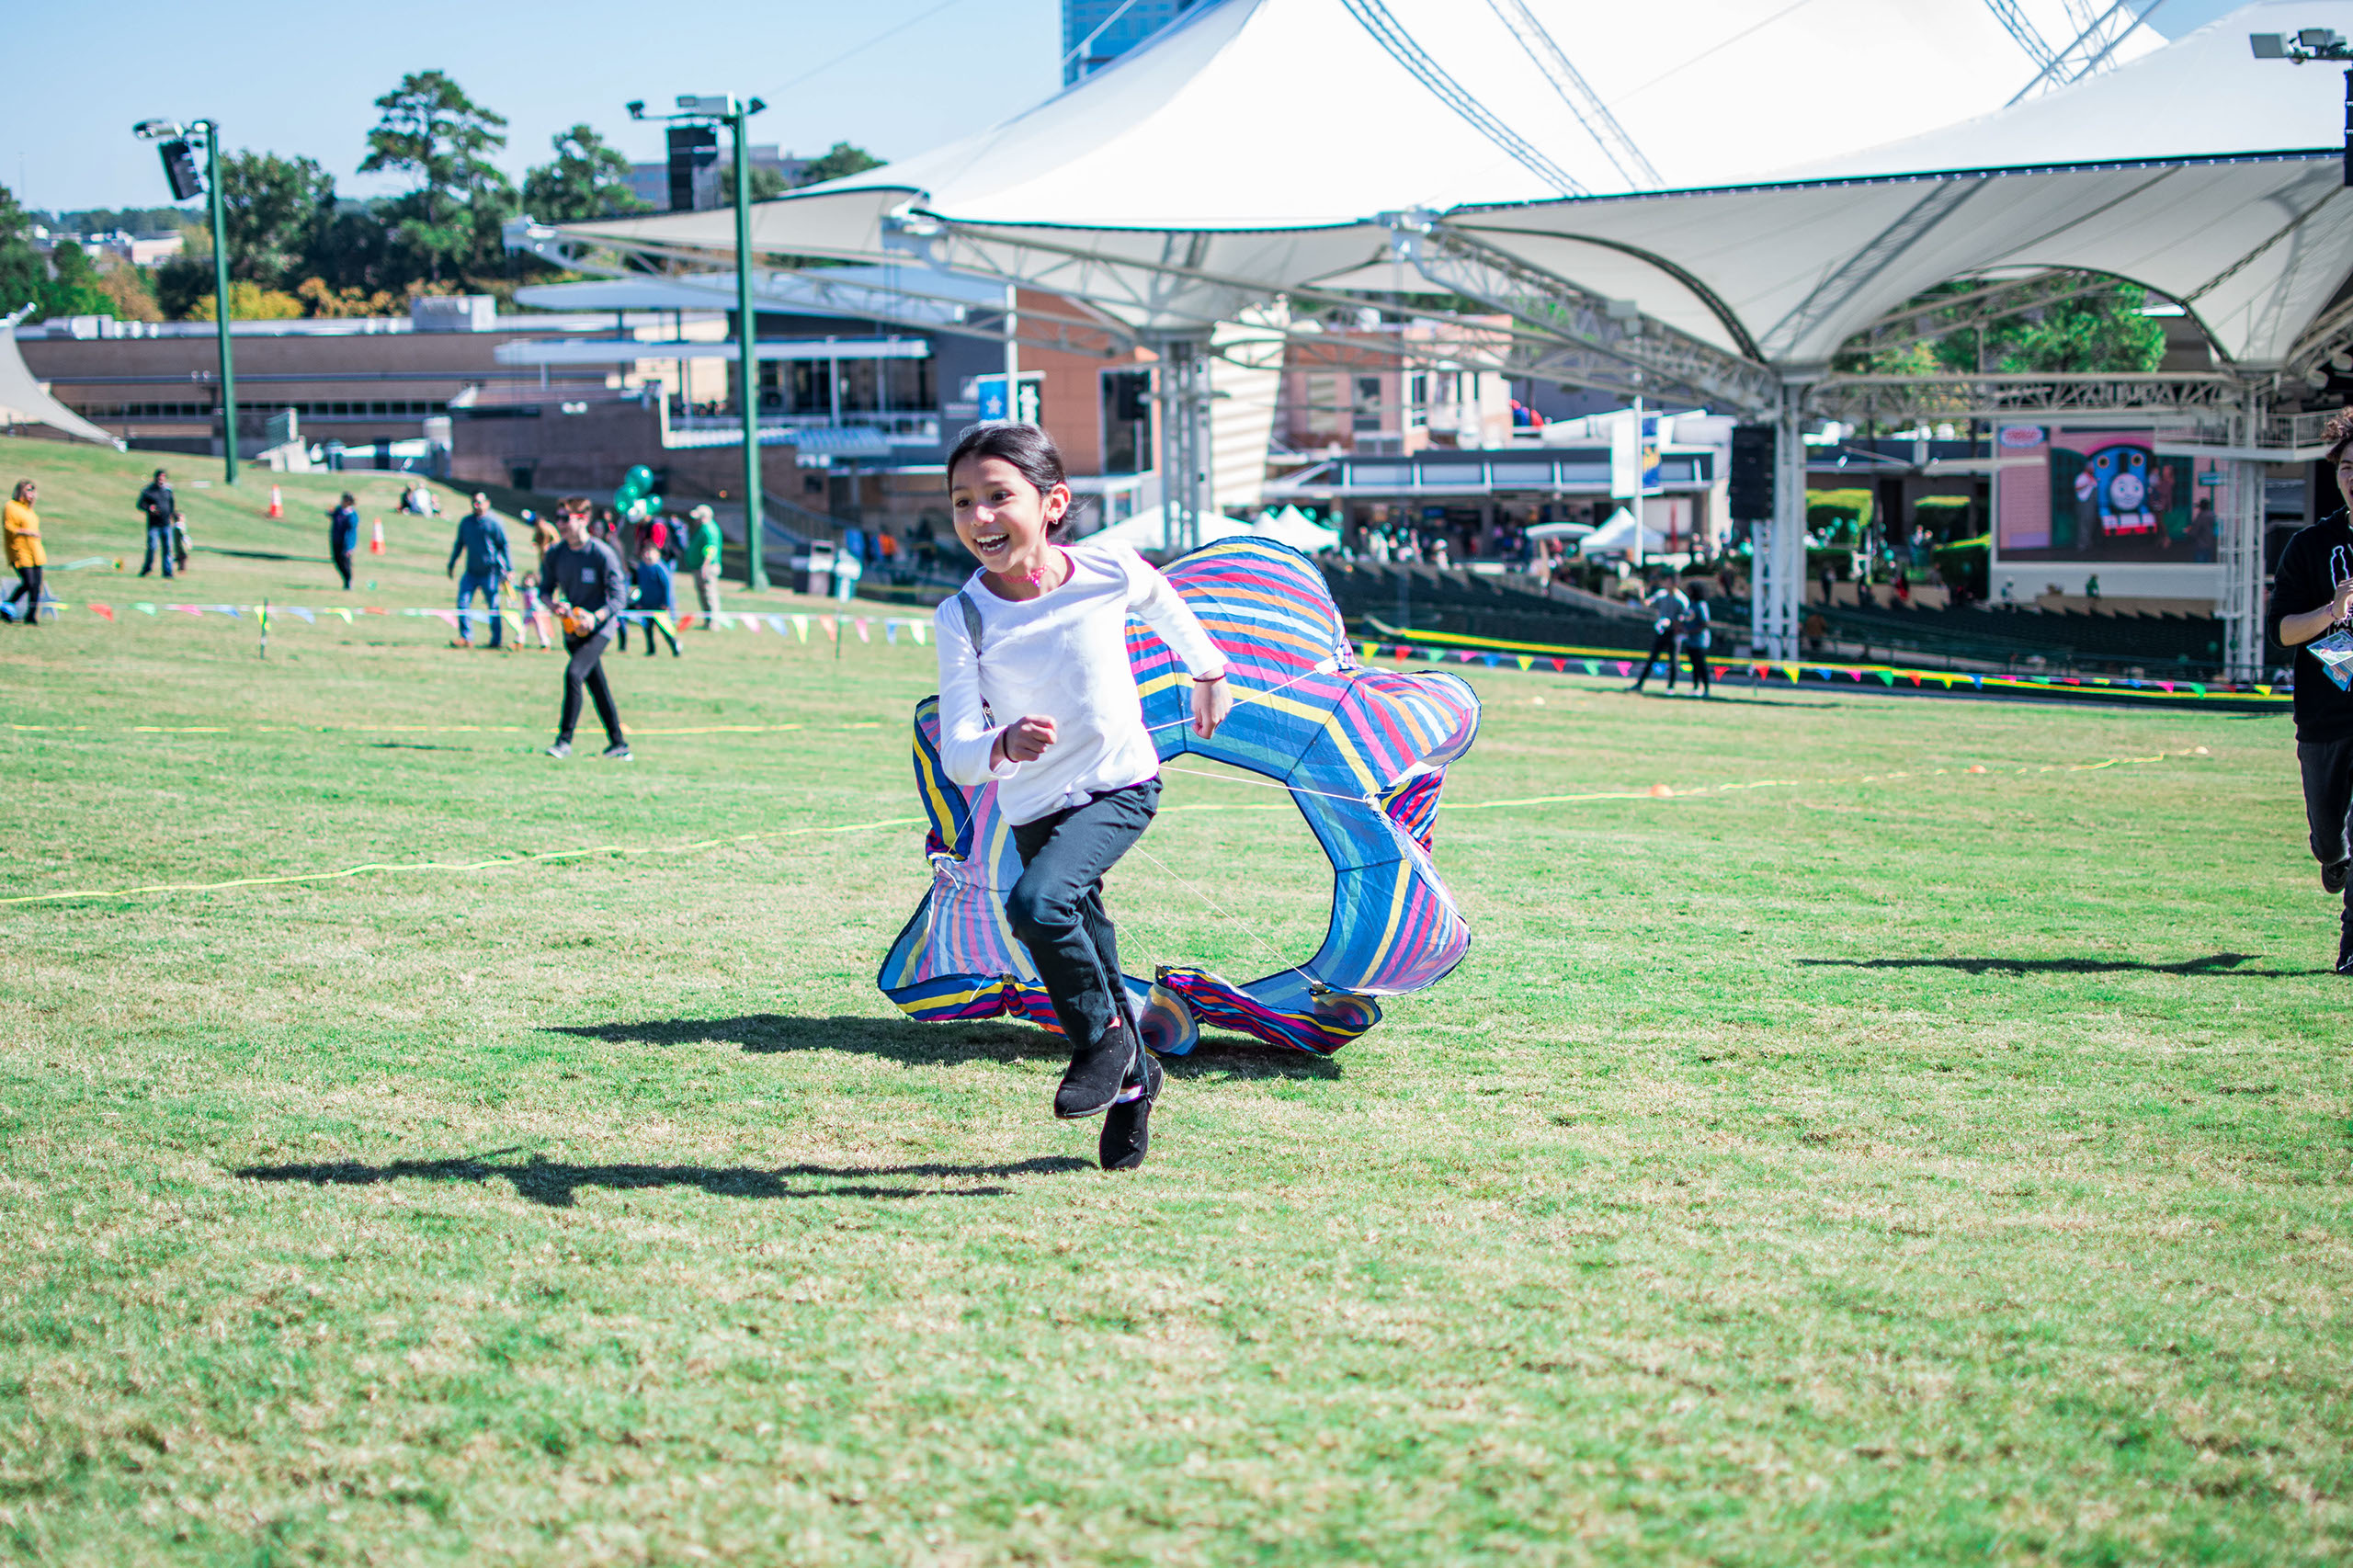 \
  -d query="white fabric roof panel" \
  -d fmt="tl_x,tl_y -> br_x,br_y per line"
1449,4 -> 2353,369
551,0 -> 2097,324
0,309 -> 125,448
548,0 -> 2353,373
1450,155 -> 2353,367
